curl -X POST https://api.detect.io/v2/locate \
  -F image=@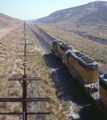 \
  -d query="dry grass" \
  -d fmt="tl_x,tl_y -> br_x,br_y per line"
0,24 -> 23,92
13,105 -> 21,112
26,52 -> 69,120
